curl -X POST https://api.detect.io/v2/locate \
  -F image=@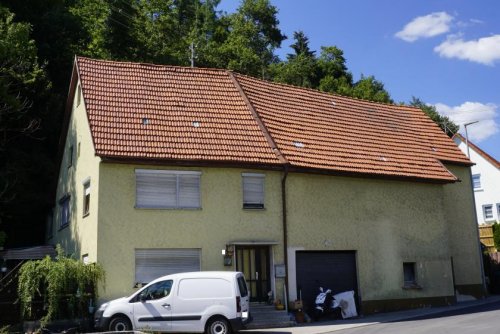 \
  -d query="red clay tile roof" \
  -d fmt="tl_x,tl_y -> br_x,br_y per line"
74,56 -> 472,182
76,57 -> 281,165
453,133 -> 500,169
